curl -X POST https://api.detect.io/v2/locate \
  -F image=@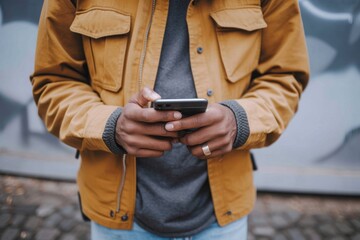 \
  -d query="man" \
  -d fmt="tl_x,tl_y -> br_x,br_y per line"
31,0 -> 309,239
